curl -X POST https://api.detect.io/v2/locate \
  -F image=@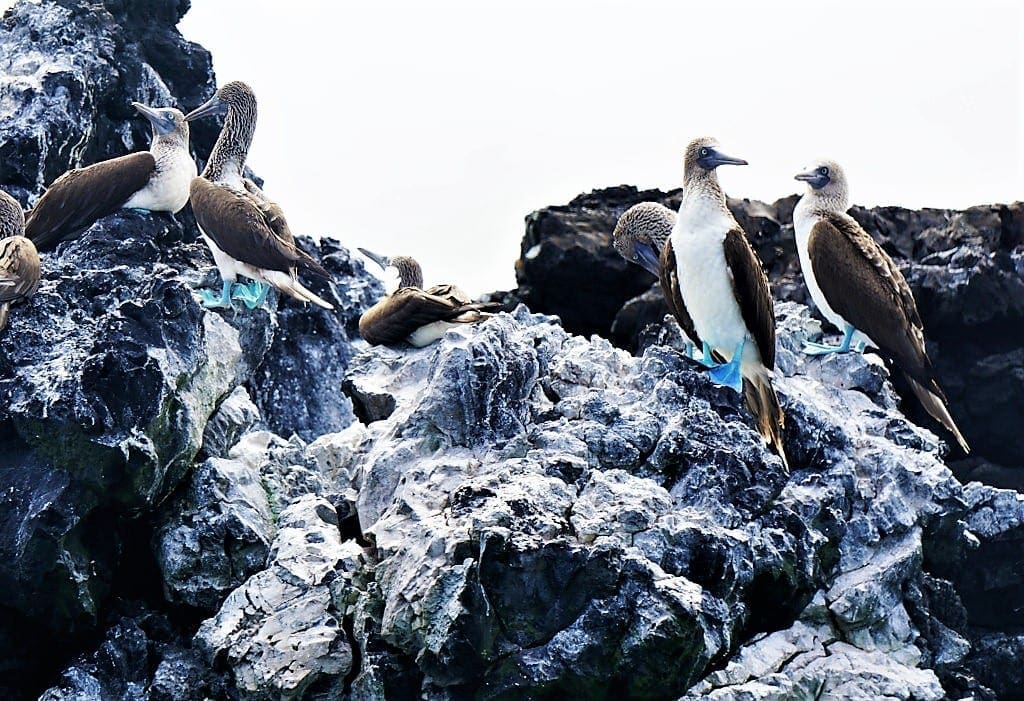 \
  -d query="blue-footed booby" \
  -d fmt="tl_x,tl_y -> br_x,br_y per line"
794,159 -> 969,453
0,190 -> 40,332
671,137 -> 787,467
184,81 -> 333,310
357,248 -> 498,346
612,201 -> 708,362
25,103 -> 195,250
